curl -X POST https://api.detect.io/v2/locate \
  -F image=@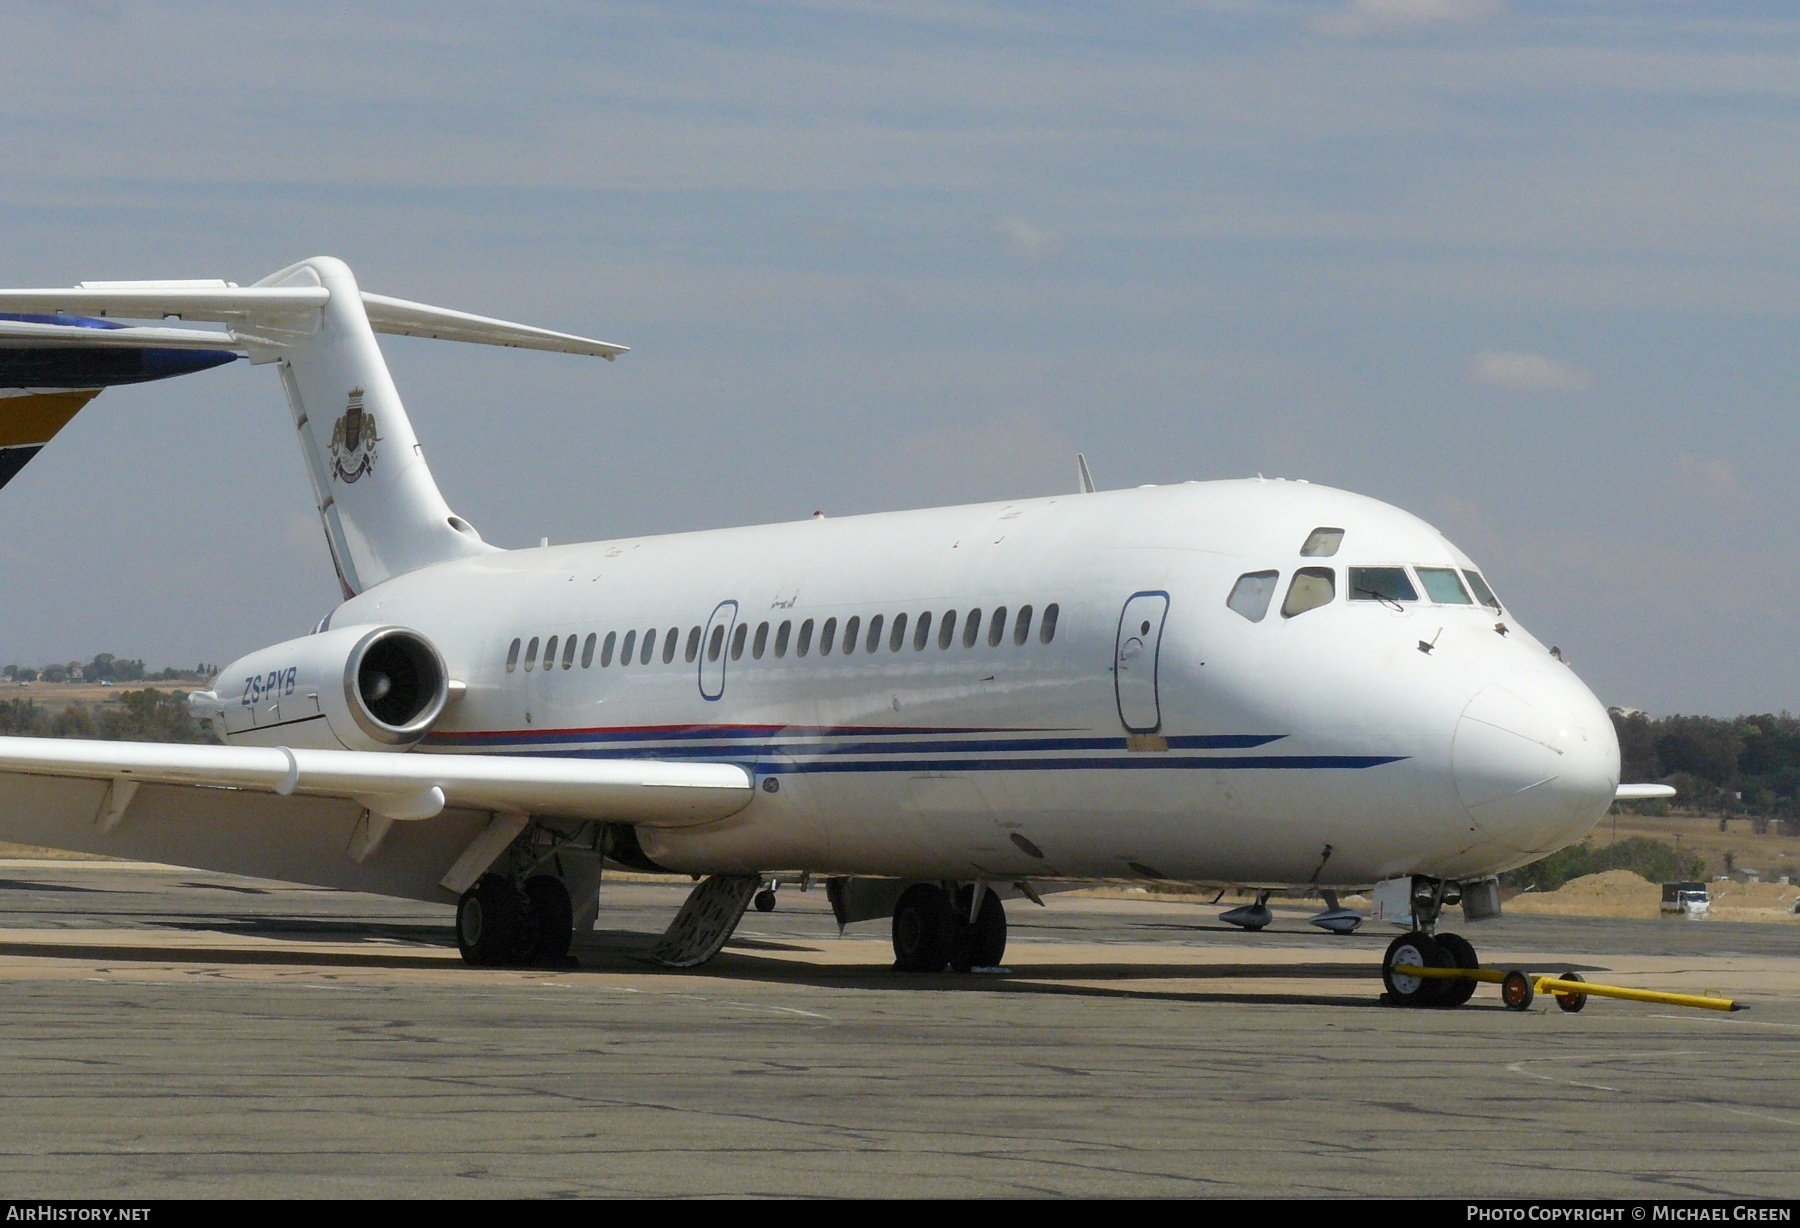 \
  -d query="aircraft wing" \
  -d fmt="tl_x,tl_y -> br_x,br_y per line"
1615,783 -> 1677,801
0,736 -> 752,827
